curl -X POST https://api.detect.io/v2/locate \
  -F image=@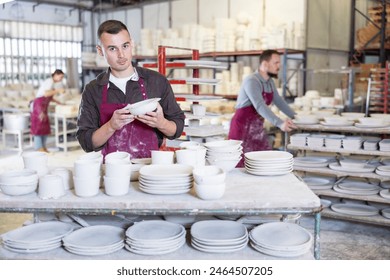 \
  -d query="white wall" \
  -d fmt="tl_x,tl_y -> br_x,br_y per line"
143,2 -> 170,29
171,0 -> 197,28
